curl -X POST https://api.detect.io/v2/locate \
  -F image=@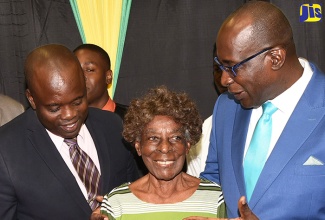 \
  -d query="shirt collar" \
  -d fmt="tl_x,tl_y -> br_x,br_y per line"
269,58 -> 313,114
102,98 -> 116,112
46,124 -> 86,147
